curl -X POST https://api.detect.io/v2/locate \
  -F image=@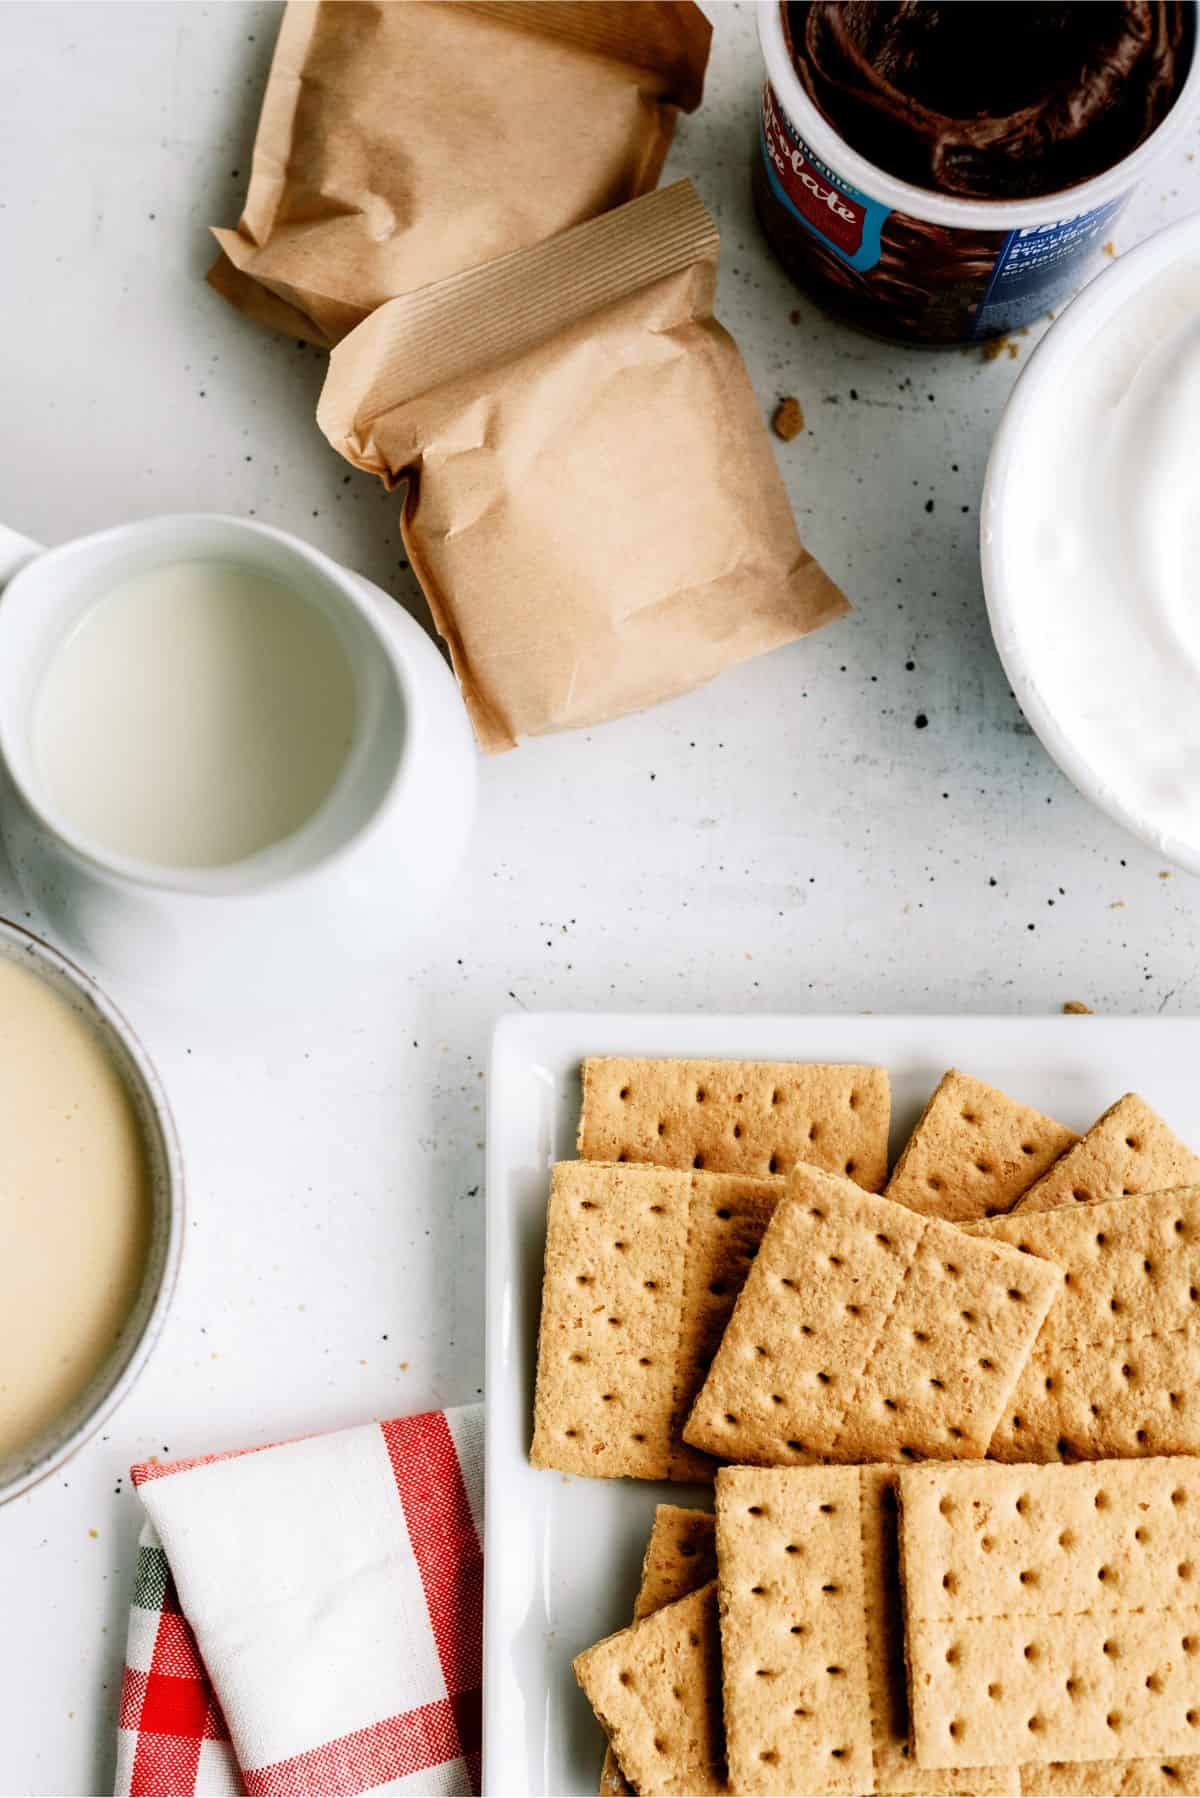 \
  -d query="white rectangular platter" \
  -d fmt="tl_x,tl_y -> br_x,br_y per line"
483,1011 -> 1200,1796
